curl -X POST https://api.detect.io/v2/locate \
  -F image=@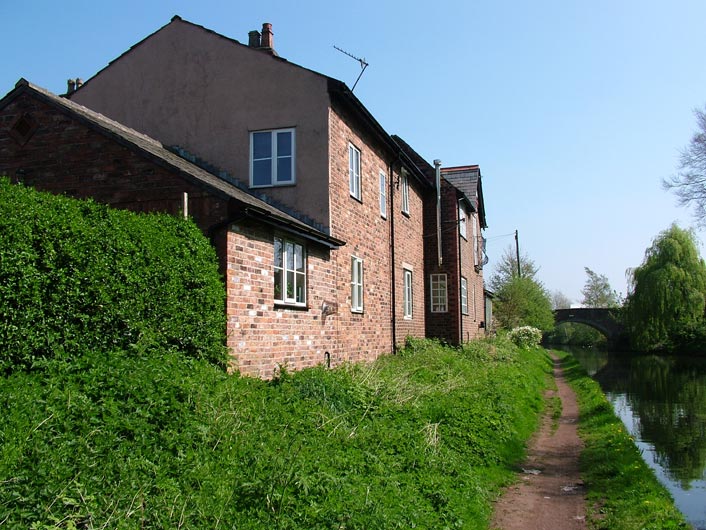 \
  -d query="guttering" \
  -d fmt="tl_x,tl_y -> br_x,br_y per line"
389,159 -> 397,353
243,207 -> 345,249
